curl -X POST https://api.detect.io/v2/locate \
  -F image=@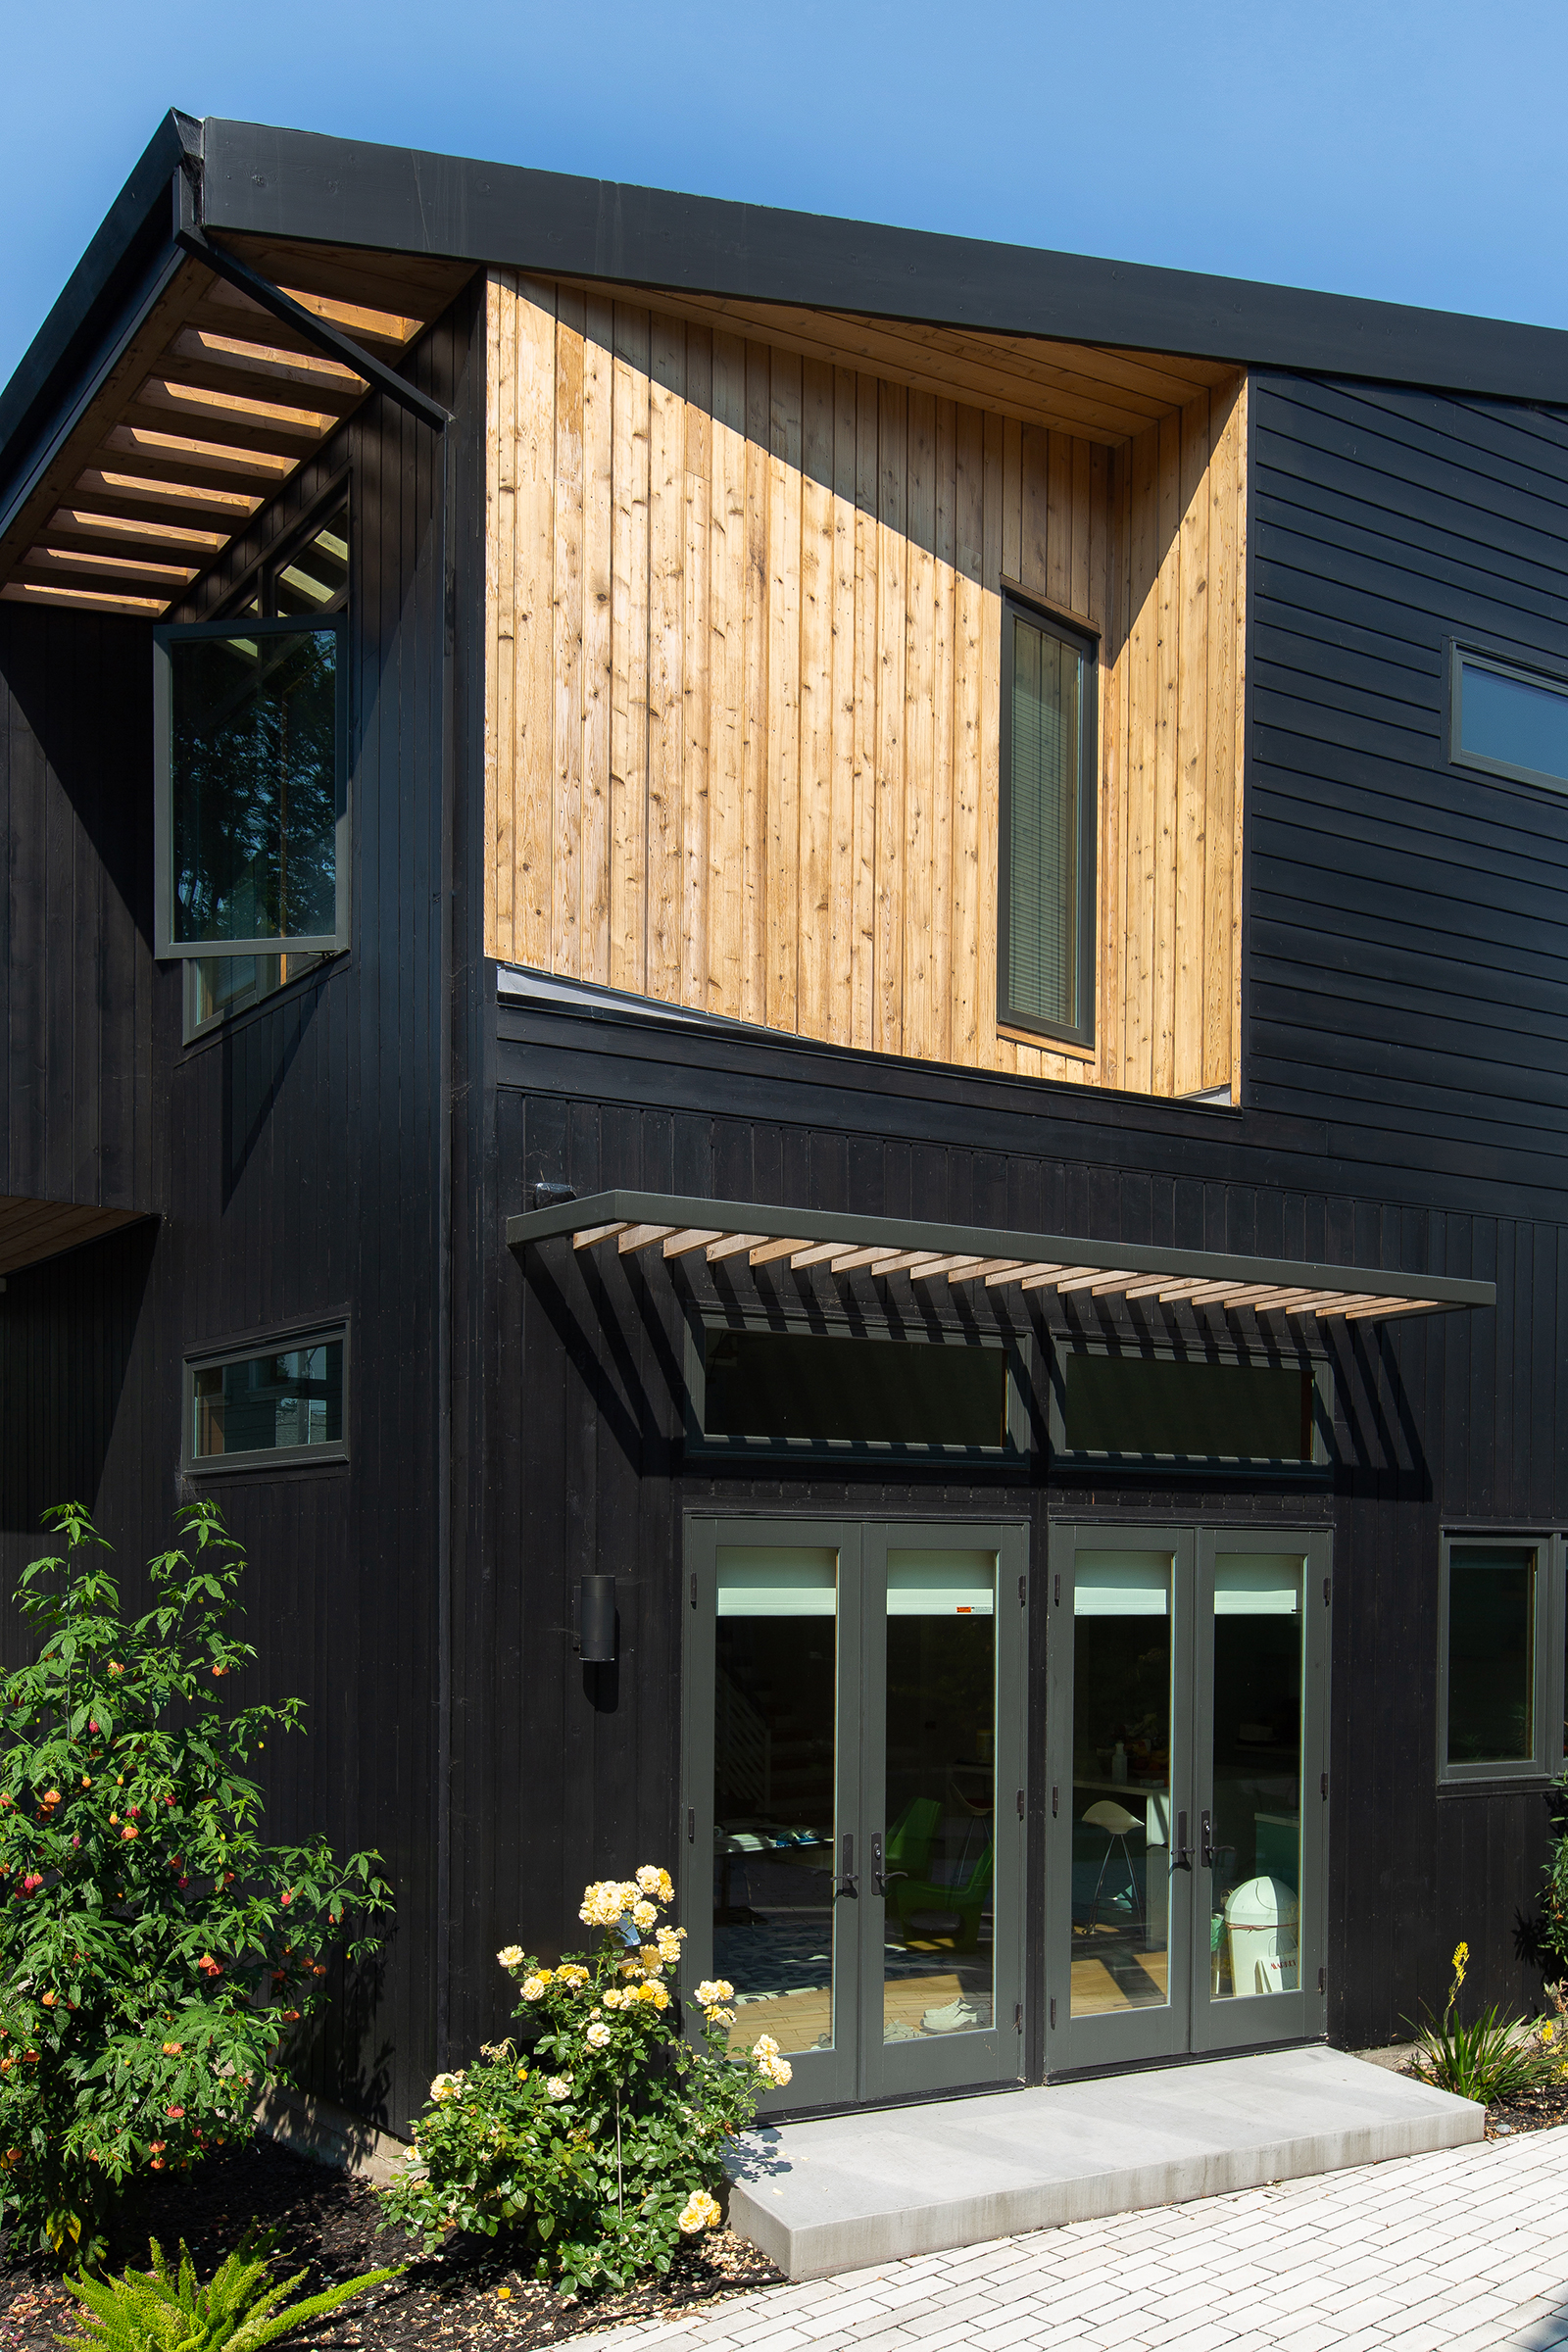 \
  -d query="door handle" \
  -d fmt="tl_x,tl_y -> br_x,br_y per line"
870,1829 -> 907,1898
1173,1810 -> 1193,1870
835,1832 -> 858,1896
1200,1810 -> 1215,1869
